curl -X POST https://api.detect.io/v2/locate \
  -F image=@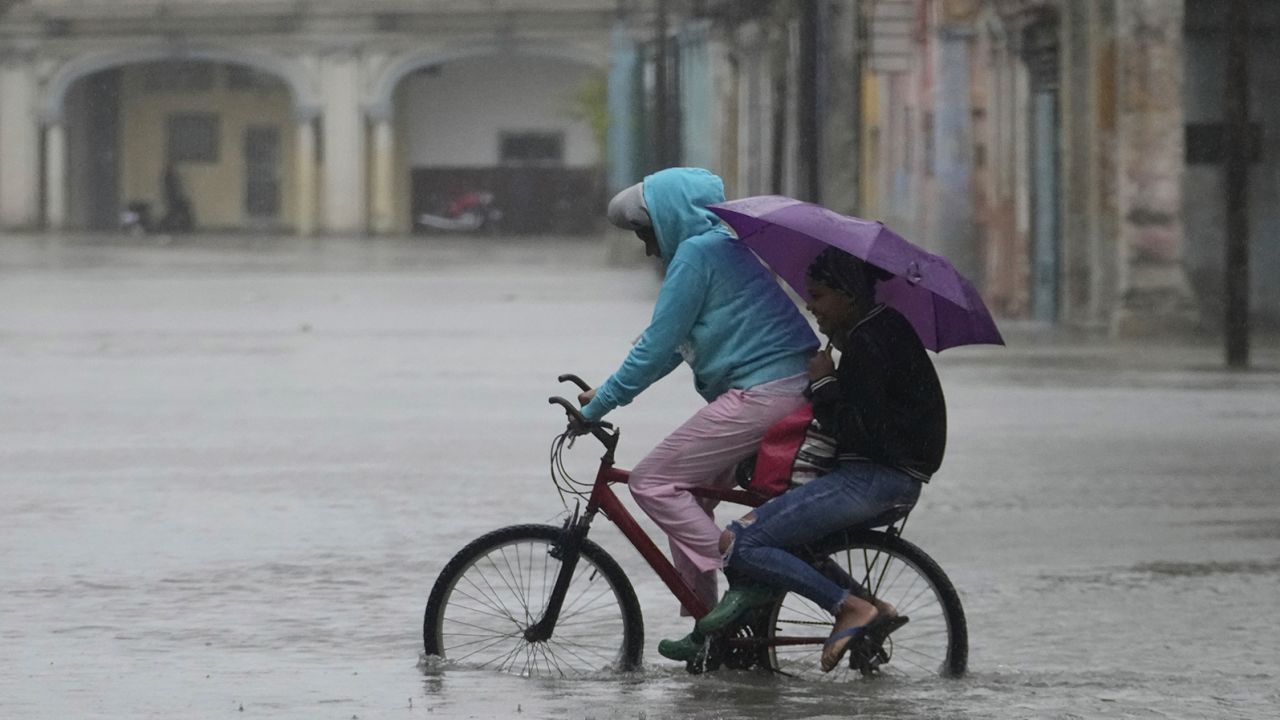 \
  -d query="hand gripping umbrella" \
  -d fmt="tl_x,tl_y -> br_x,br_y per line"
710,195 -> 1004,352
